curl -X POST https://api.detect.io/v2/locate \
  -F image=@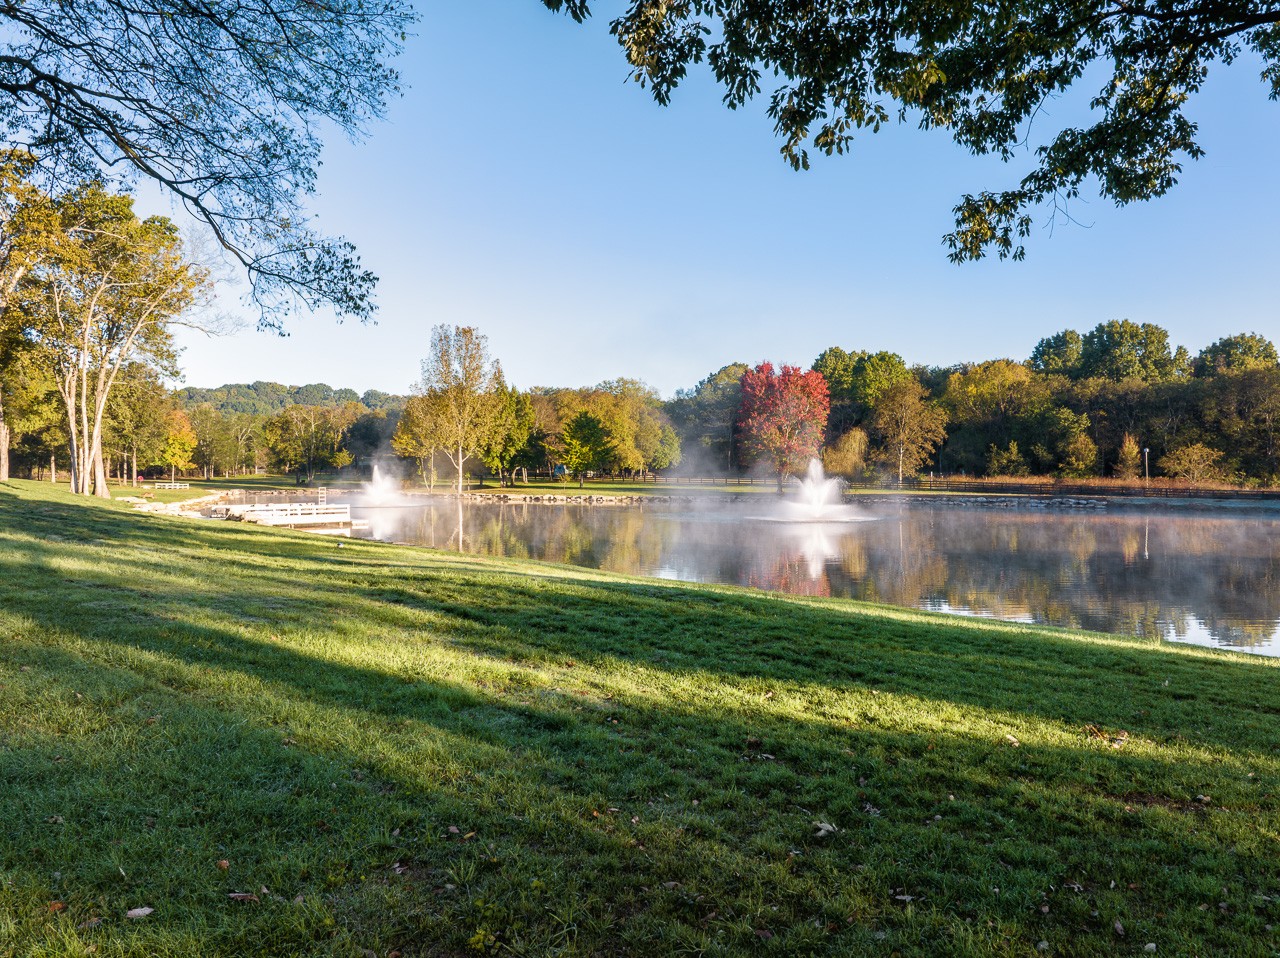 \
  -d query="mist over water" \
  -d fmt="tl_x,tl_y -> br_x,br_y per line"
352,498 -> 1280,656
